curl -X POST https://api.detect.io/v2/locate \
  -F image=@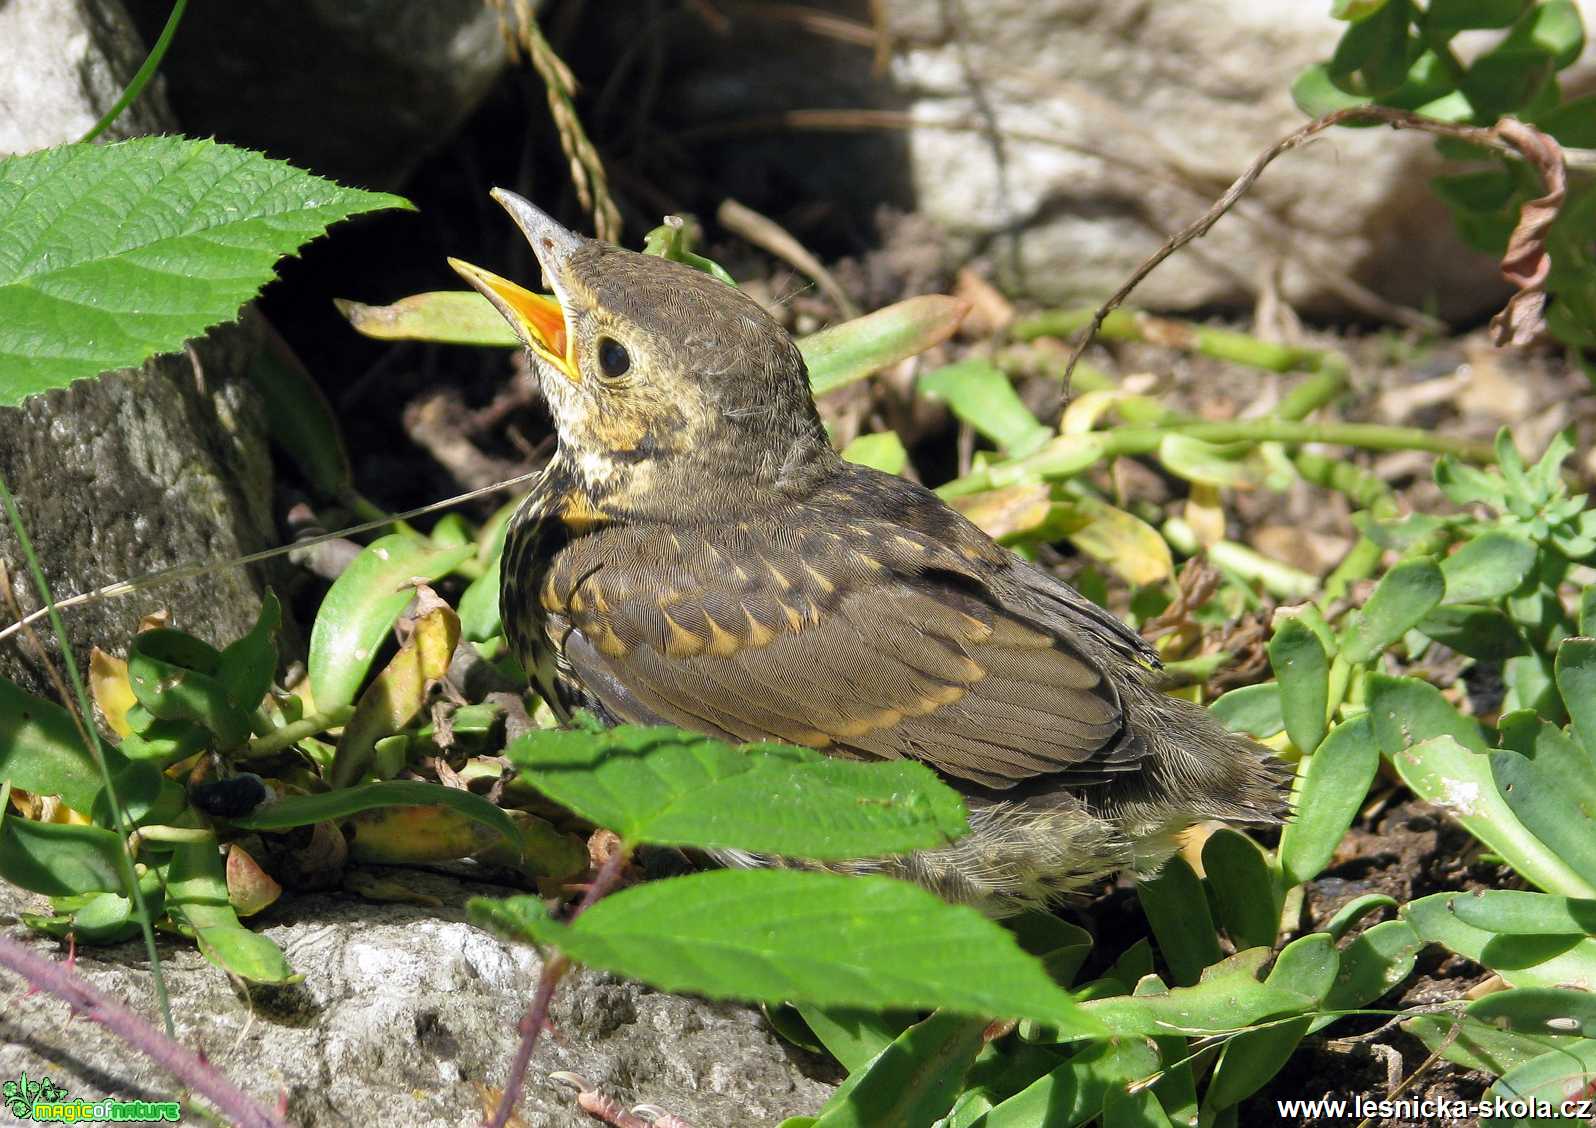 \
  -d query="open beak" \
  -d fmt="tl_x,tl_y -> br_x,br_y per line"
448,189 -> 586,383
